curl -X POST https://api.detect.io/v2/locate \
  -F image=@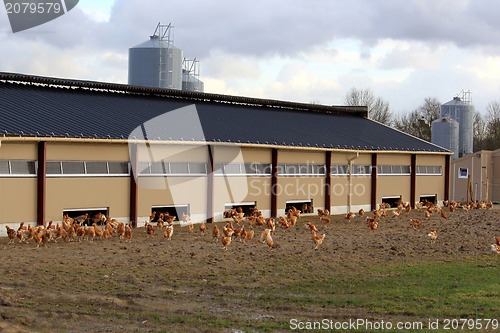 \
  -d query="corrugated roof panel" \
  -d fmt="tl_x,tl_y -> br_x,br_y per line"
0,79 -> 448,153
